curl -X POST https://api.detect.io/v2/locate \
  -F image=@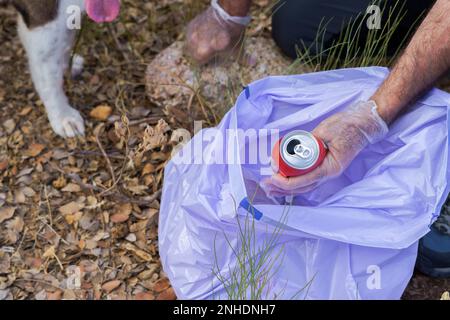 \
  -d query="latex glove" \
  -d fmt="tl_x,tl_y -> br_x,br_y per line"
262,100 -> 389,196
185,0 -> 250,64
